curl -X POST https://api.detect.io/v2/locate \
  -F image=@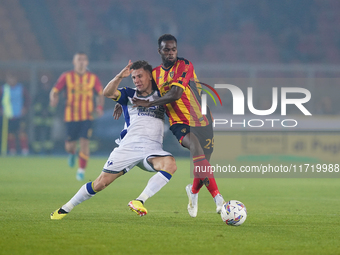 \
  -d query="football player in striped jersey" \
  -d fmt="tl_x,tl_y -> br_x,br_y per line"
50,52 -> 104,180
132,34 -> 225,217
